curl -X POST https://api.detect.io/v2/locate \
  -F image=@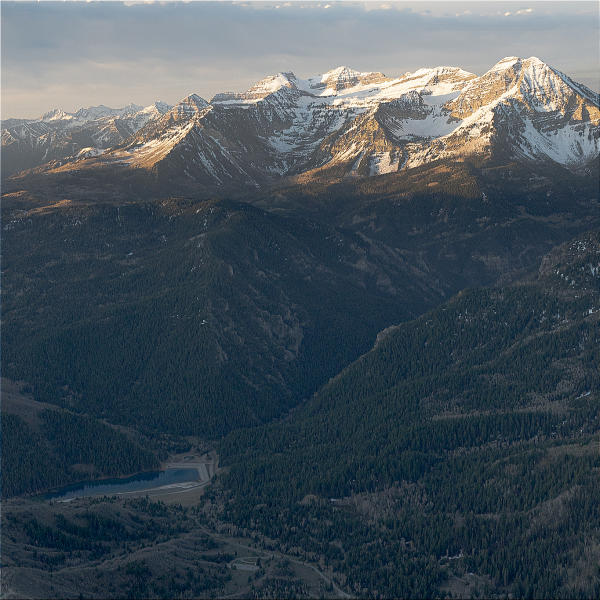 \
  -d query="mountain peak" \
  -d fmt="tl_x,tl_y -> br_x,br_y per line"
152,100 -> 172,112
323,65 -> 358,77
249,72 -> 297,94
524,56 -> 544,65
74,104 -> 110,118
487,55 -> 548,74
138,101 -> 172,117
479,55 -> 595,103
211,72 -> 299,104
71,104 -> 144,122
41,108 -> 72,122
317,66 -> 389,91
490,56 -> 520,70
453,55 -> 561,110
163,94 -> 210,120
178,93 -> 209,107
